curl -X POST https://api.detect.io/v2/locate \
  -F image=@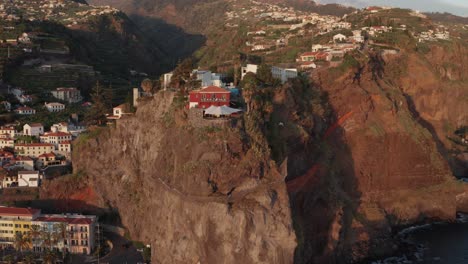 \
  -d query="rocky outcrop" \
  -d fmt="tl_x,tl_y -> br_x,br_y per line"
73,93 -> 296,263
